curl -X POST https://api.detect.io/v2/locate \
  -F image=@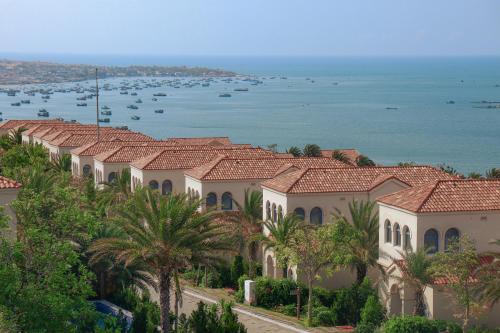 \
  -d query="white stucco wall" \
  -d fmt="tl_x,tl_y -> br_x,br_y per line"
131,167 -> 186,194
0,188 -> 20,239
